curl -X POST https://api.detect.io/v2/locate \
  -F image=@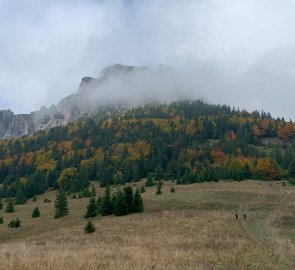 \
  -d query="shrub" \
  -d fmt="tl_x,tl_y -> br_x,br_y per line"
0,216 -> 3,224
7,217 -> 21,228
84,220 -> 96,233
170,186 -> 175,193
